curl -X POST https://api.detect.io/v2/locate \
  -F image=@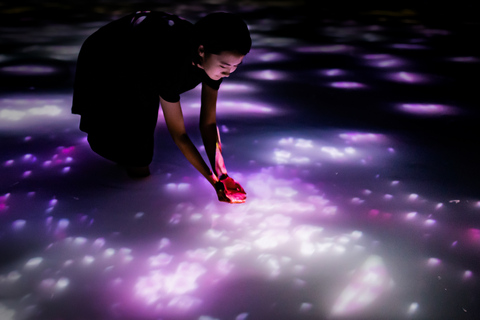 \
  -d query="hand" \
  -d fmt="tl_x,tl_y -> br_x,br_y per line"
214,176 -> 247,204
